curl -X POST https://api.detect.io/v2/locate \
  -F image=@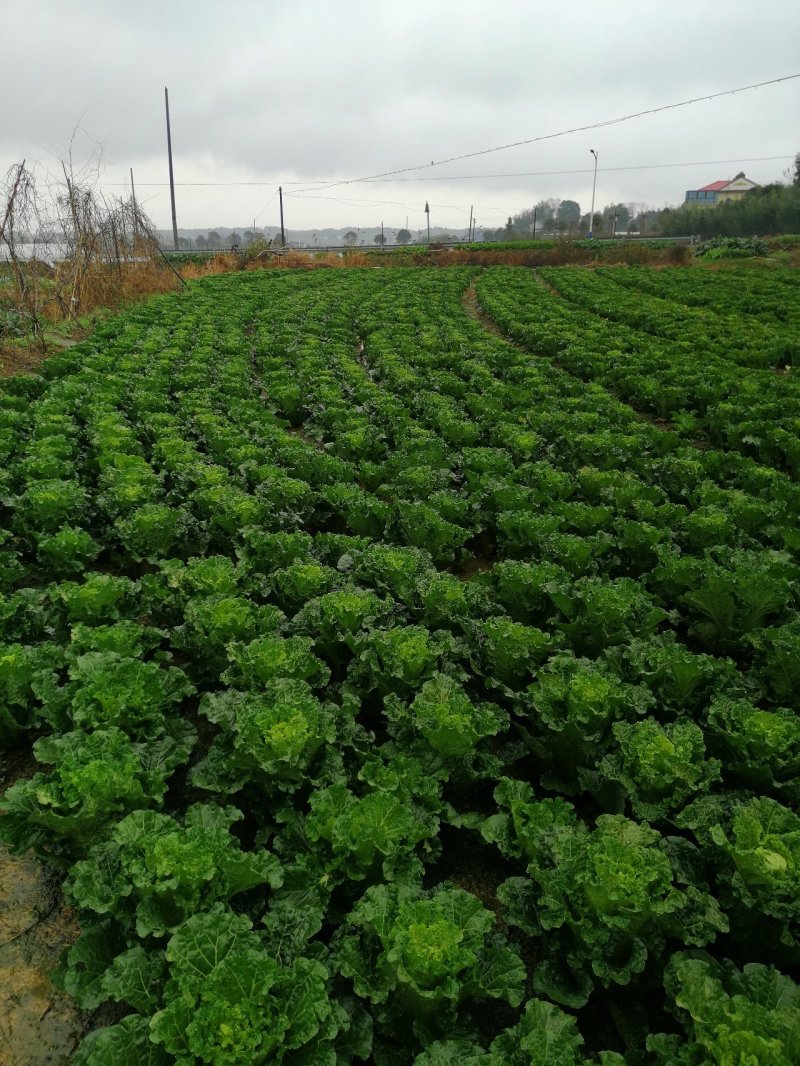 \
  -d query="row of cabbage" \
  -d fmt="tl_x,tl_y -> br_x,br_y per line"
0,267 -> 799,1063
600,264 -> 800,329
476,266 -> 800,477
